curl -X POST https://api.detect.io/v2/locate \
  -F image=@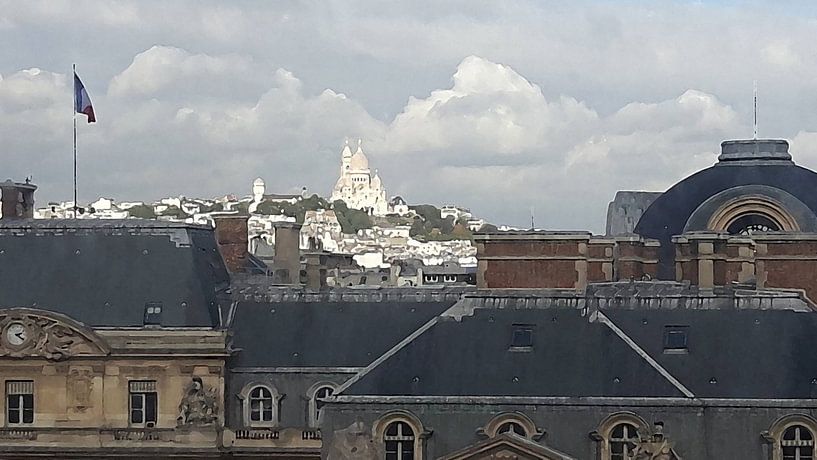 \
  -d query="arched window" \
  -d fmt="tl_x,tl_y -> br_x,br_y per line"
249,386 -> 274,423
762,414 -> 817,460
482,412 -> 539,440
782,425 -> 814,460
239,383 -> 279,427
591,412 -> 649,460
384,421 -> 415,460
308,384 -> 336,427
609,423 -> 639,460
497,421 -> 527,437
